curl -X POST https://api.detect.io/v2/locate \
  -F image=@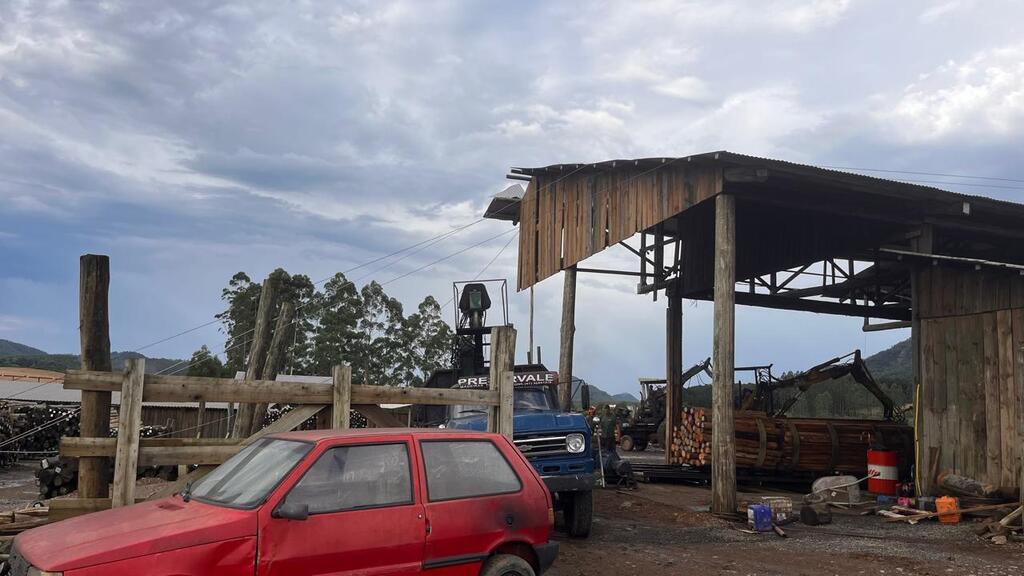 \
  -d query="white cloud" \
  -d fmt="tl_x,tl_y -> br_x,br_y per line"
878,43 -> 1024,143
653,76 -> 711,101
919,0 -> 973,23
